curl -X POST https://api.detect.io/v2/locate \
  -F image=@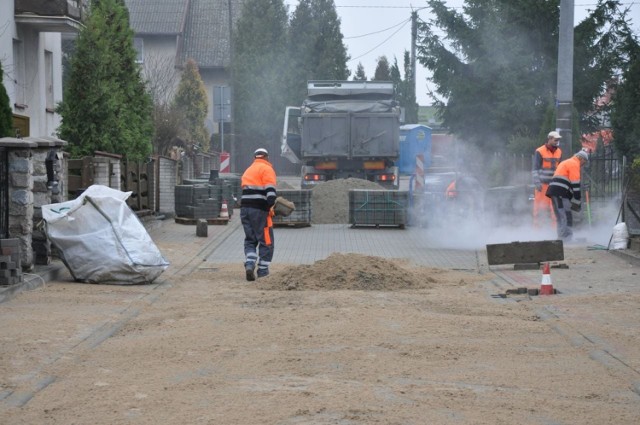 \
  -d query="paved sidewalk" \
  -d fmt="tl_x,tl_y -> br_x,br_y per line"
3,210 -> 640,303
